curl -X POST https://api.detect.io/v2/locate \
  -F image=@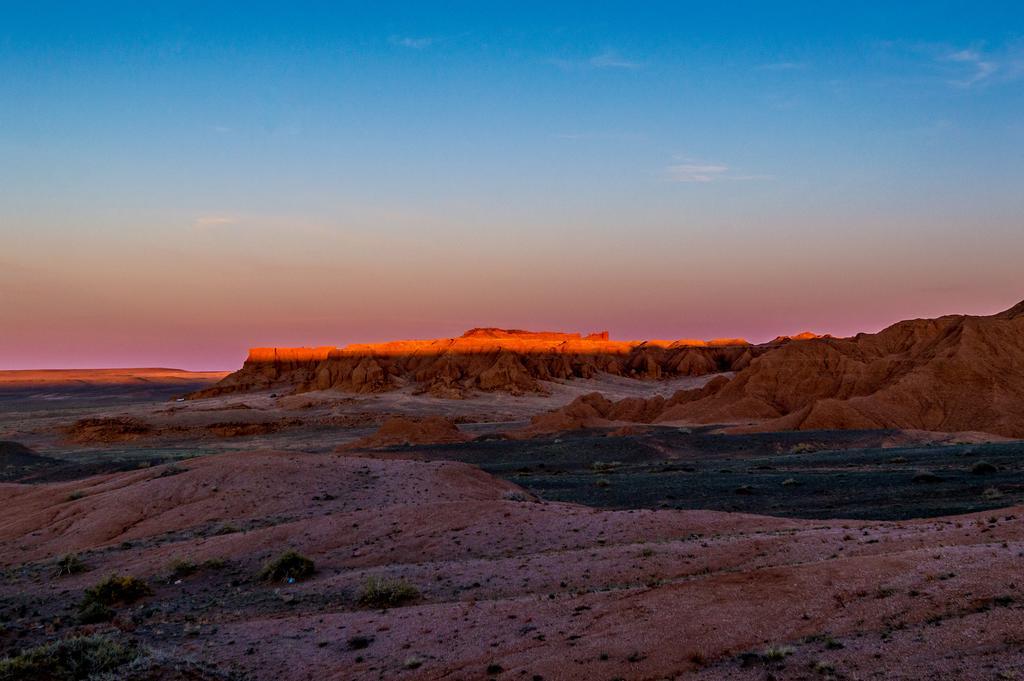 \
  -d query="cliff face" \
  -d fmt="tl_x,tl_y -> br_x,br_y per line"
660,302 -> 1024,436
188,301 -> 1024,437
525,301 -> 1024,437
189,330 -> 760,399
